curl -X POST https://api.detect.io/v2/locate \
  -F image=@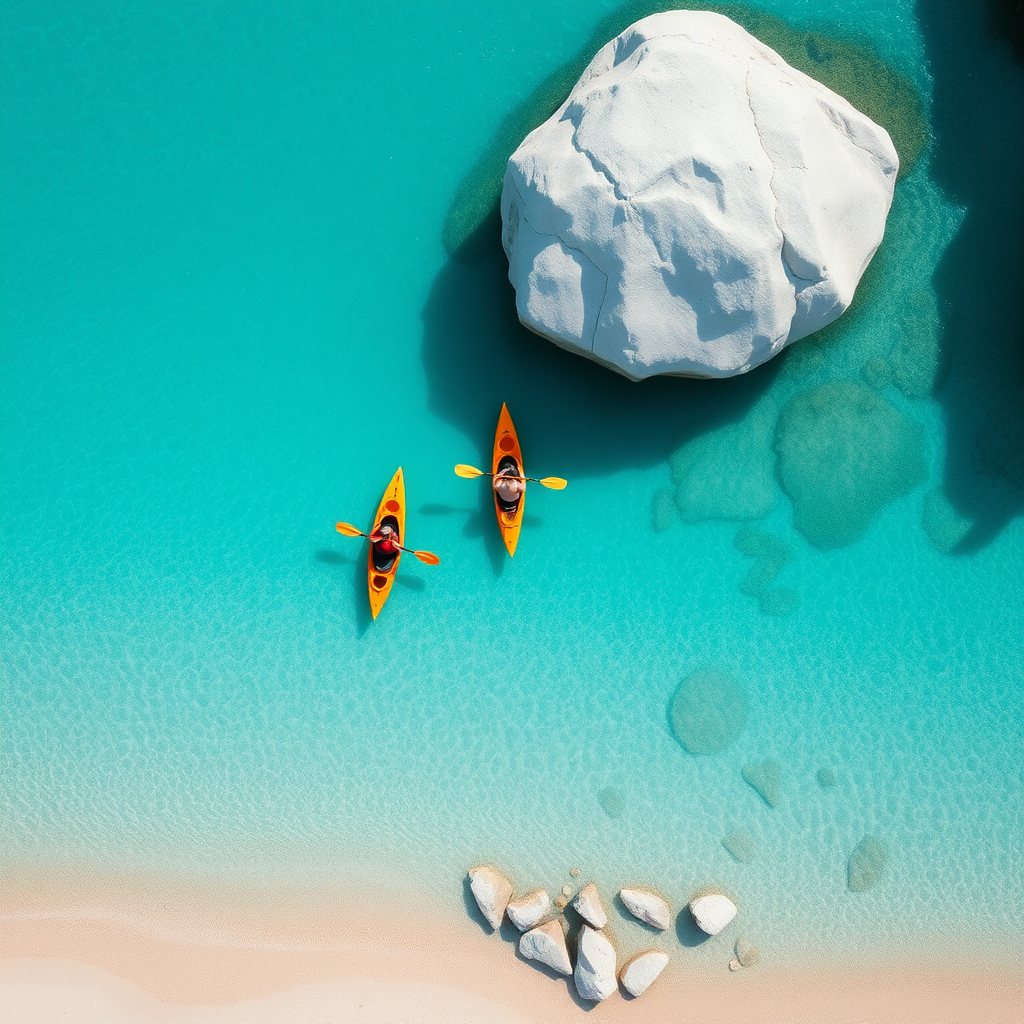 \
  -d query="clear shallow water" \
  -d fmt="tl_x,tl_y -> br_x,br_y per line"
2,0 -> 1022,968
